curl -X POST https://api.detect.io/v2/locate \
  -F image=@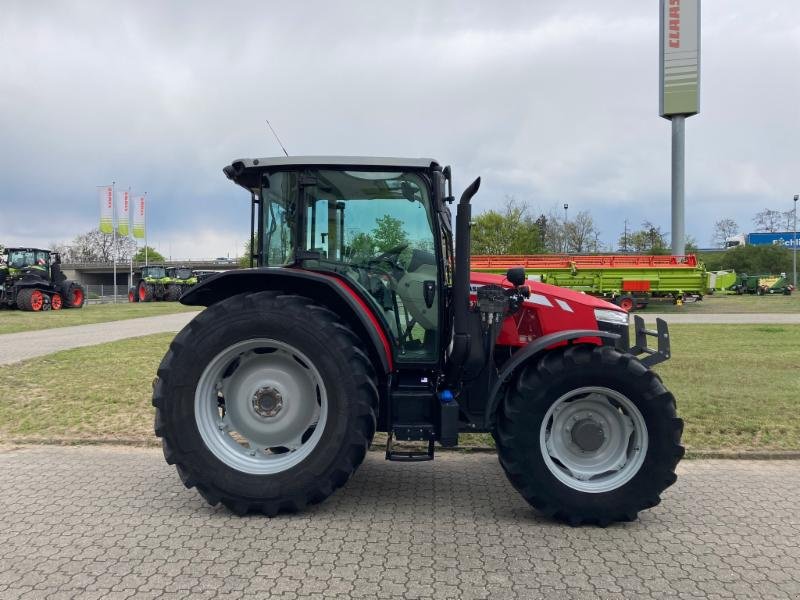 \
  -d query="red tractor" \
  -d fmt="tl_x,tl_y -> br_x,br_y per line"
154,157 -> 682,525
